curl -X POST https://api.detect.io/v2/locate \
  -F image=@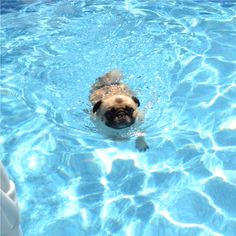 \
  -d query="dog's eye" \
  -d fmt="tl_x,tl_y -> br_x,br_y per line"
126,106 -> 134,114
105,109 -> 115,119
110,108 -> 116,113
